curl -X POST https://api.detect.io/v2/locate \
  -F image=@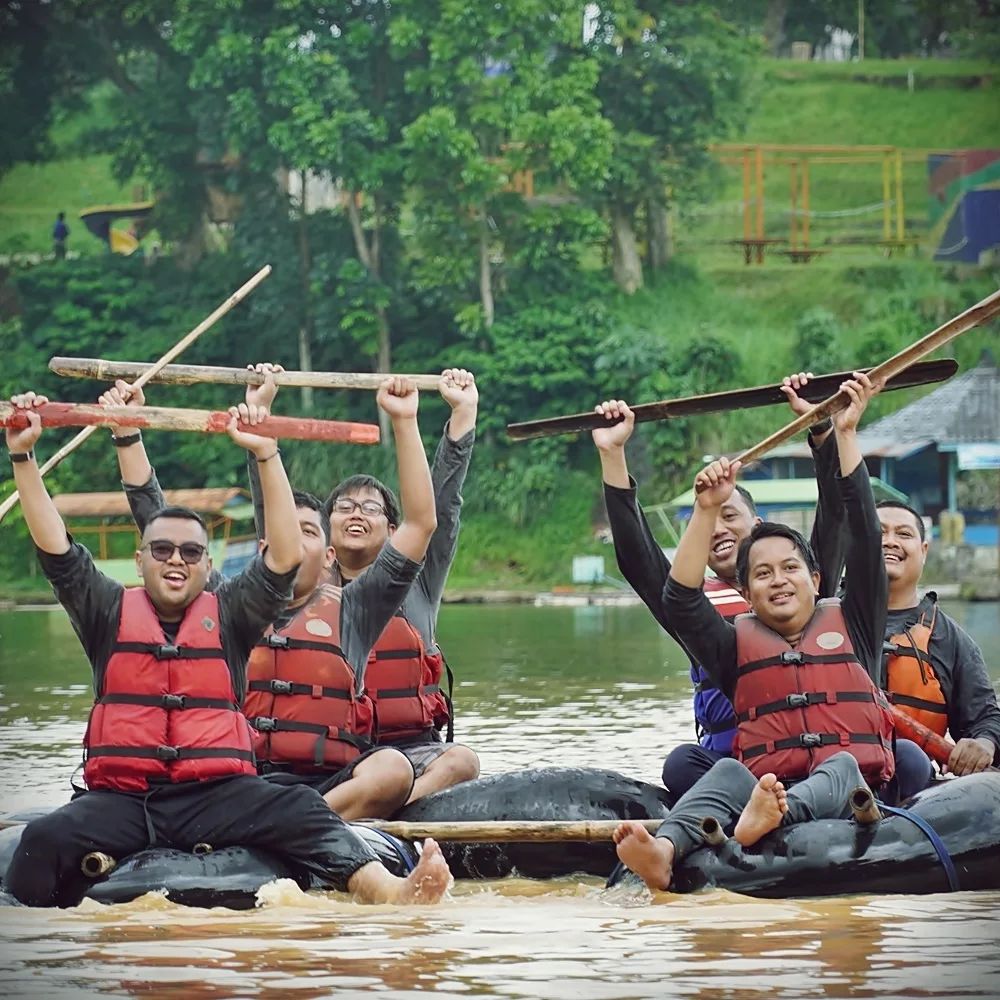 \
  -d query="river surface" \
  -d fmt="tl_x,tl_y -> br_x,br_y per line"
0,599 -> 999,999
